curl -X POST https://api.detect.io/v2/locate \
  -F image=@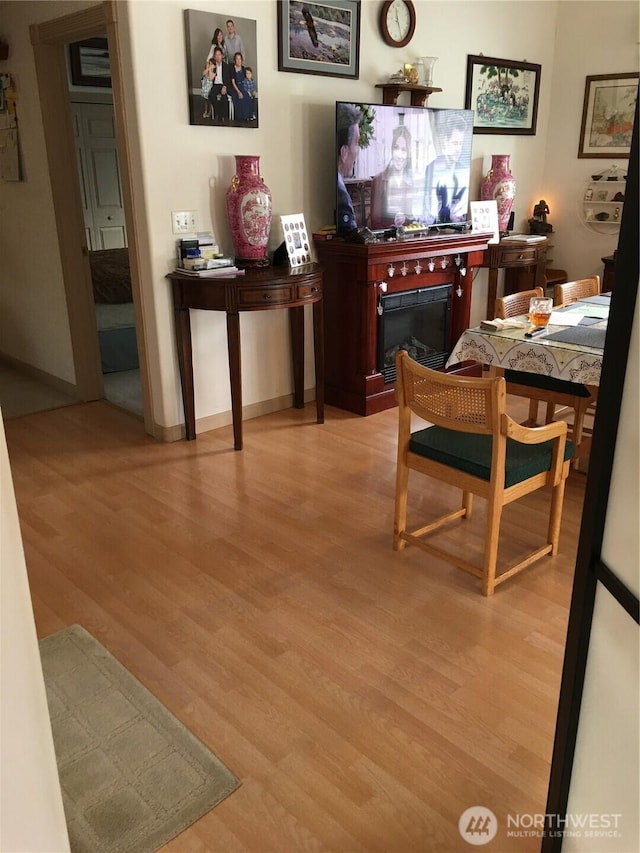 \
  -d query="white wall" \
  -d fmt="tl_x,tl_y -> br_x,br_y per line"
0,416 -> 70,853
0,1 -> 636,435
545,1 -> 639,280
